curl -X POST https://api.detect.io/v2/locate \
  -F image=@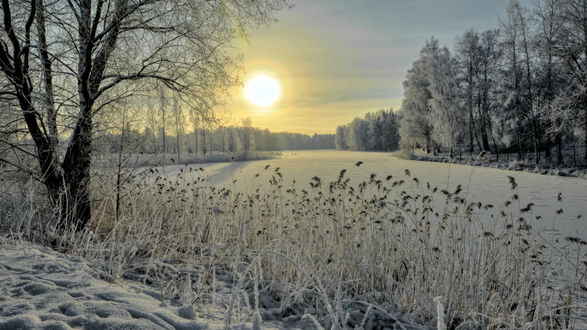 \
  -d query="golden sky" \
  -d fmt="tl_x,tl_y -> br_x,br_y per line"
223,0 -> 527,135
